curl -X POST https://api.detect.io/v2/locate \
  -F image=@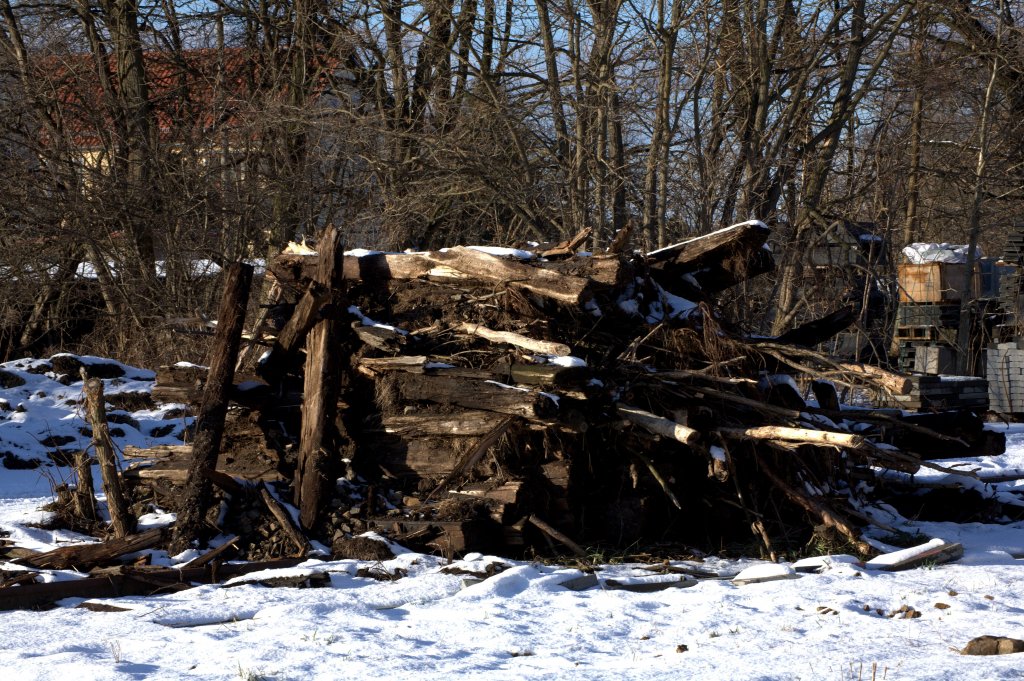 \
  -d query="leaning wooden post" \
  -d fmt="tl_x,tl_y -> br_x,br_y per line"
169,263 -> 253,555
82,375 -> 133,537
295,226 -> 344,530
